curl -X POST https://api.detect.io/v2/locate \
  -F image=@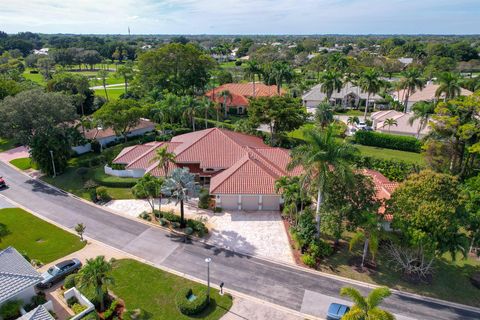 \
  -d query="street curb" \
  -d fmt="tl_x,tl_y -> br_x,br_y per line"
2,162 -> 480,316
